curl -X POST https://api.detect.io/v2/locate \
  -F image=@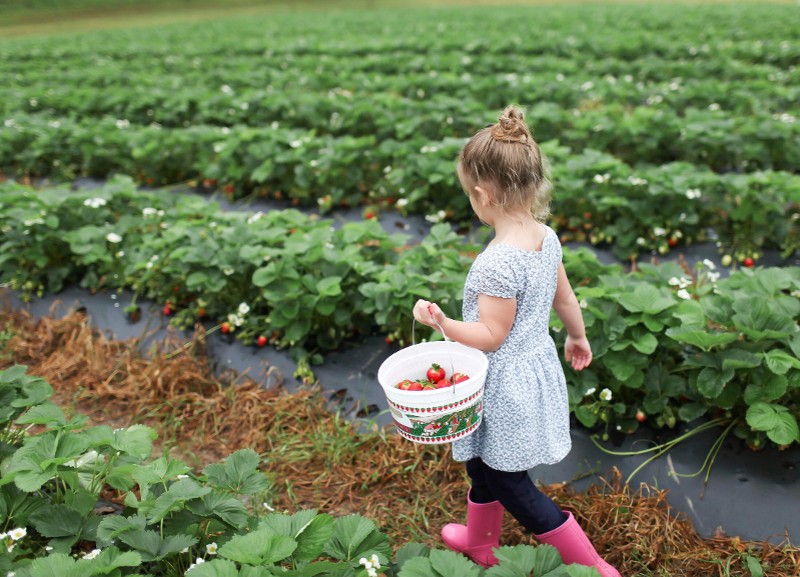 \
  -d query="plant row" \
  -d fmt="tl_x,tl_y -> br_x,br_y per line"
1,177 -> 798,449
3,116 -> 799,261
0,364 -> 599,577
4,87 -> 798,173
3,4 -> 798,73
